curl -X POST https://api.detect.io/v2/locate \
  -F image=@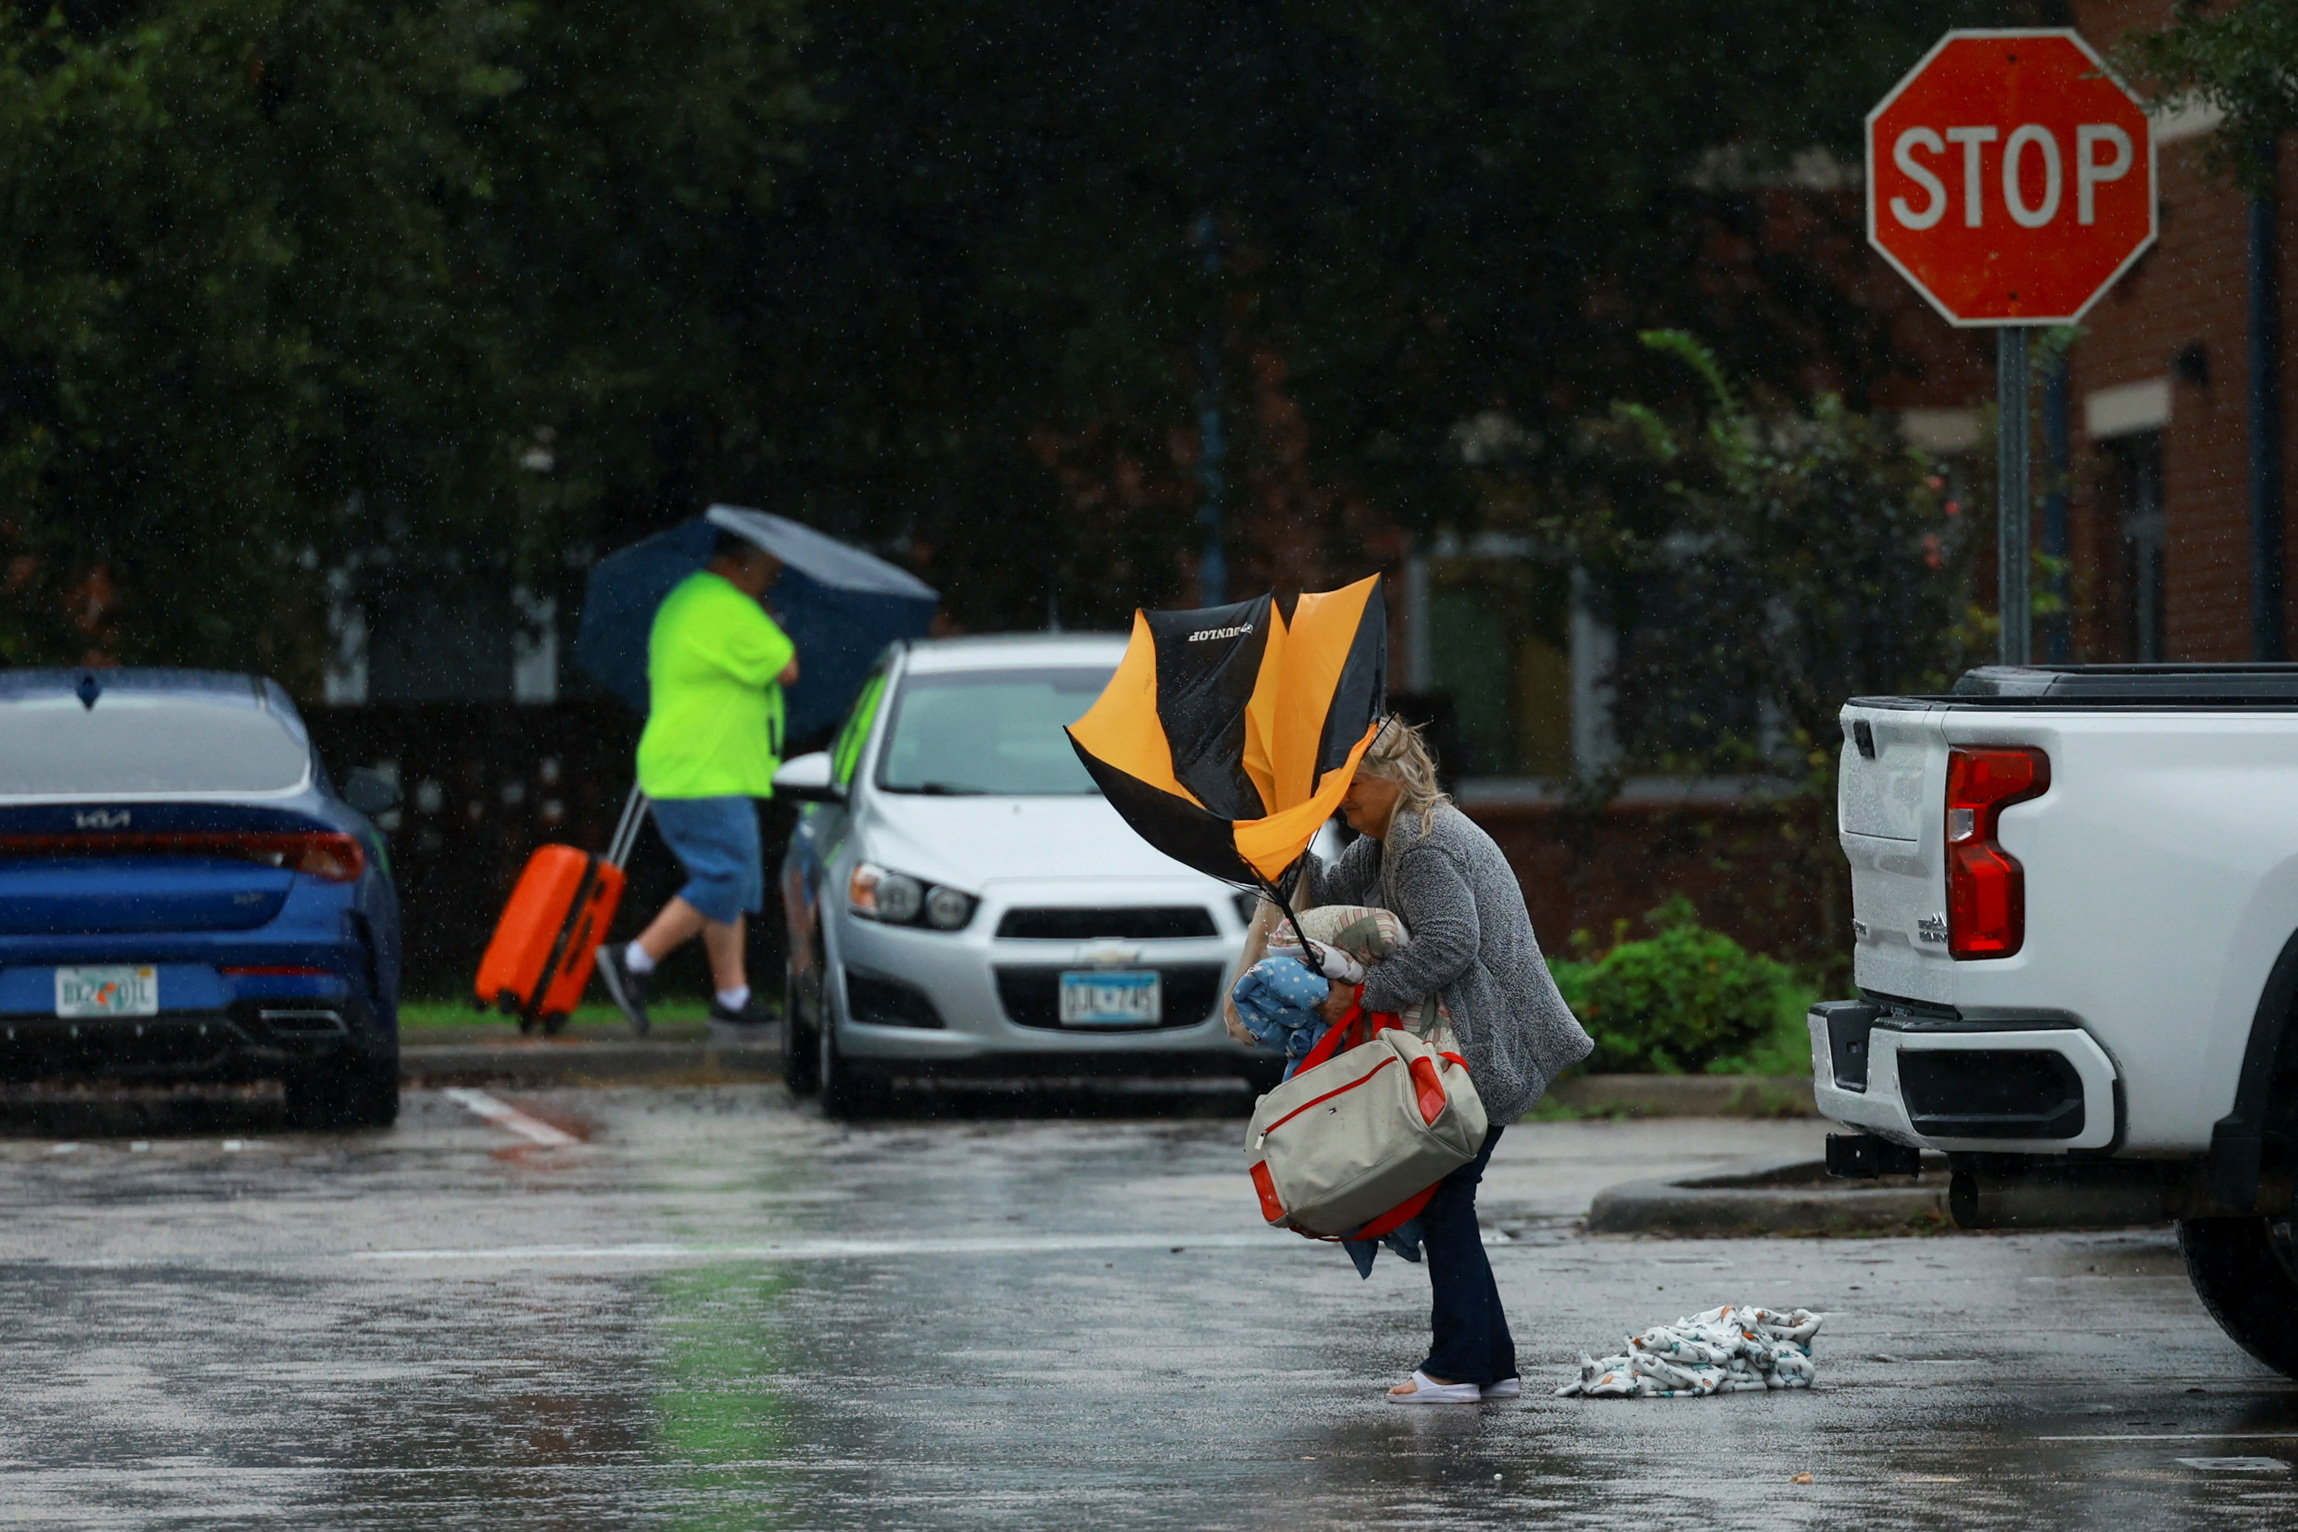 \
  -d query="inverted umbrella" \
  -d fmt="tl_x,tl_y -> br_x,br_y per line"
1065,574 -> 1386,908
574,505 -> 940,741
